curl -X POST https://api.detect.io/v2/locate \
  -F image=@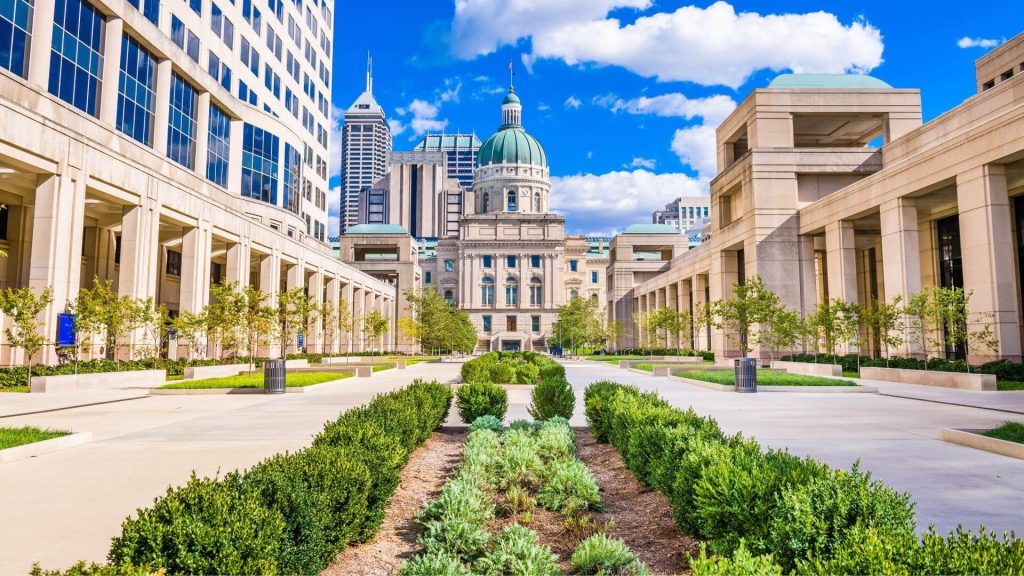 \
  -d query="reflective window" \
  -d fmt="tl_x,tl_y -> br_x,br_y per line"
533,192 -> 541,212
125,0 -> 158,25
507,190 -> 516,211
506,255 -> 517,268
482,315 -> 491,333
49,0 -> 104,116
0,0 -> 32,77
531,315 -> 540,333
206,104 -> 230,186
482,255 -> 492,268
282,143 -> 301,214
116,35 -> 157,146
166,73 -> 197,169
530,255 -> 540,268
444,259 -> 454,272
529,277 -> 542,306
171,16 -> 200,63
505,276 -> 518,306
591,271 -> 598,284
210,3 -> 234,48
569,259 -> 578,272
188,0 -> 202,14
481,277 -> 494,306
242,123 -> 279,205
